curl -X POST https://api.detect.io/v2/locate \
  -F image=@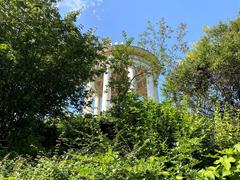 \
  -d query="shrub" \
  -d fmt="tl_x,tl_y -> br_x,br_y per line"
54,115 -> 109,154
198,143 -> 240,179
0,150 -> 171,179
